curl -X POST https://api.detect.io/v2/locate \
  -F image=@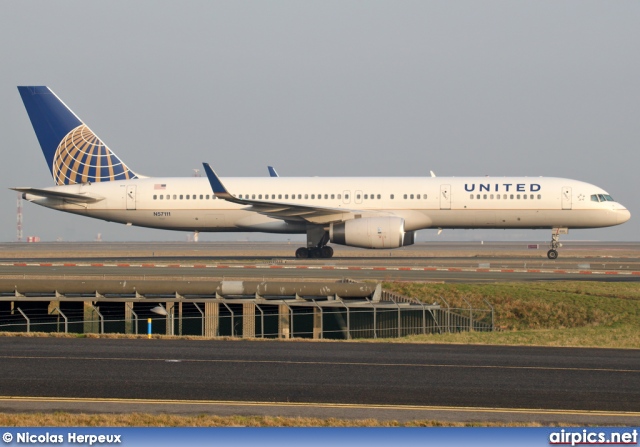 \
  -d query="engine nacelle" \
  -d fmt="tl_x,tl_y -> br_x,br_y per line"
403,230 -> 417,246
330,217 -> 405,249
